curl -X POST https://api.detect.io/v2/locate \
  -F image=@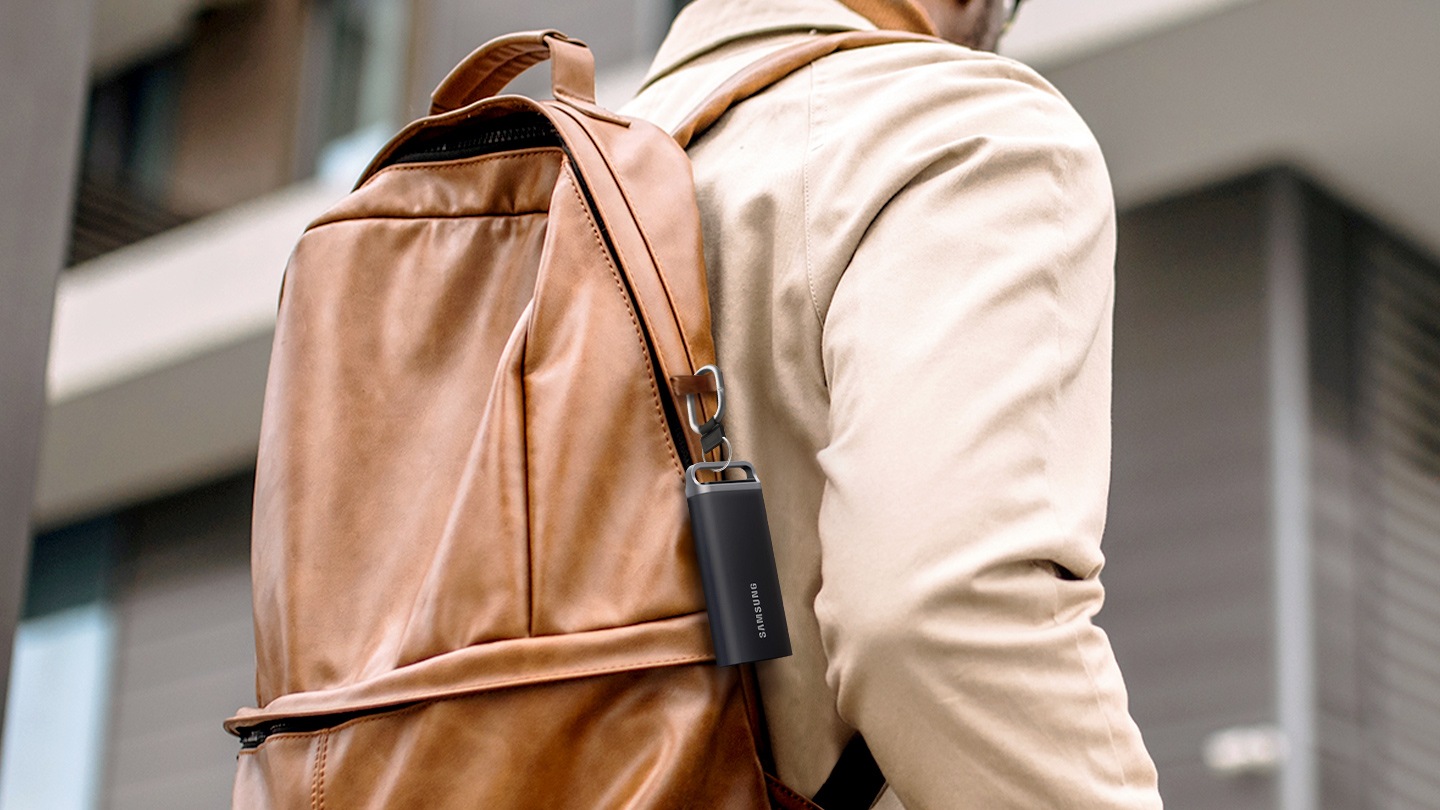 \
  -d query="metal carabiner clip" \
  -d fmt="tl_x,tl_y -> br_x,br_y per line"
684,364 -> 725,435
682,364 -> 730,472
